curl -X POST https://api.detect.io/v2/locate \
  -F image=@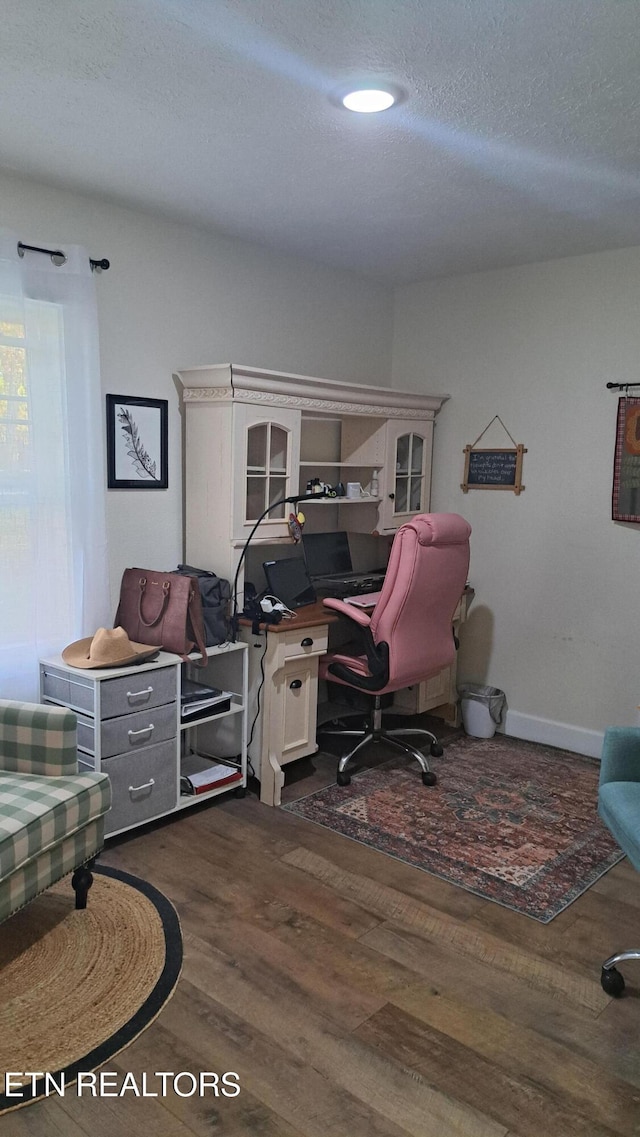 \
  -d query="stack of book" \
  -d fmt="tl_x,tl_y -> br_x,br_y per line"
180,755 -> 242,795
180,677 -> 232,722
